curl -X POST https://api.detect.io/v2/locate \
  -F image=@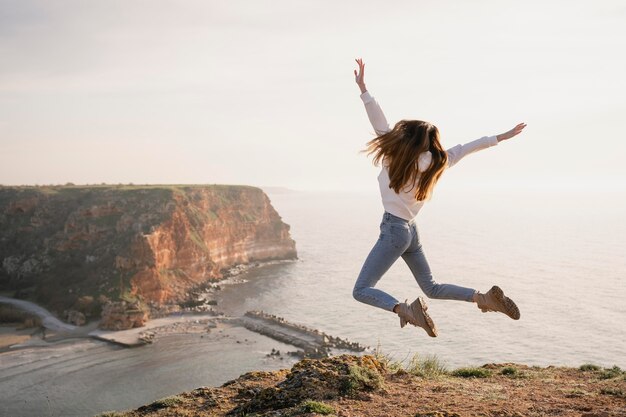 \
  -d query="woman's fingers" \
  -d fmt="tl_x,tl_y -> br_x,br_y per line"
354,57 -> 365,84
510,123 -> 526,138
